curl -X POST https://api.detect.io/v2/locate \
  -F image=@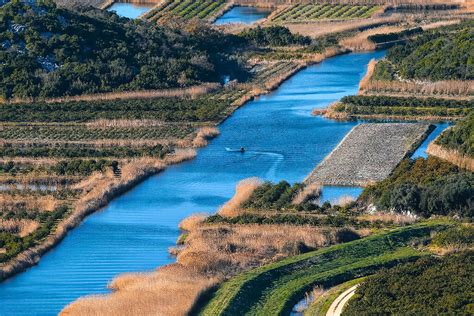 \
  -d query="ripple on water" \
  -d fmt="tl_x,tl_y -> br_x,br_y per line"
0,51 -> 387,315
